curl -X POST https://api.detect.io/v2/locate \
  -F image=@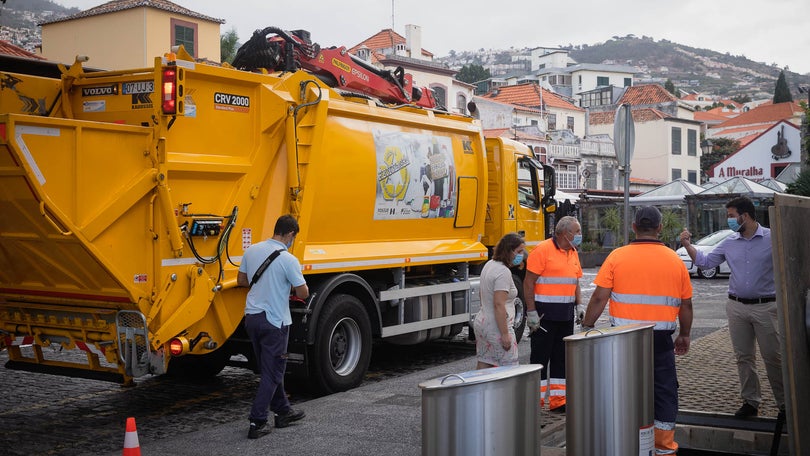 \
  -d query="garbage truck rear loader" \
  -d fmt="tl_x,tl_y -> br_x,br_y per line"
0,34 -> 555,393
